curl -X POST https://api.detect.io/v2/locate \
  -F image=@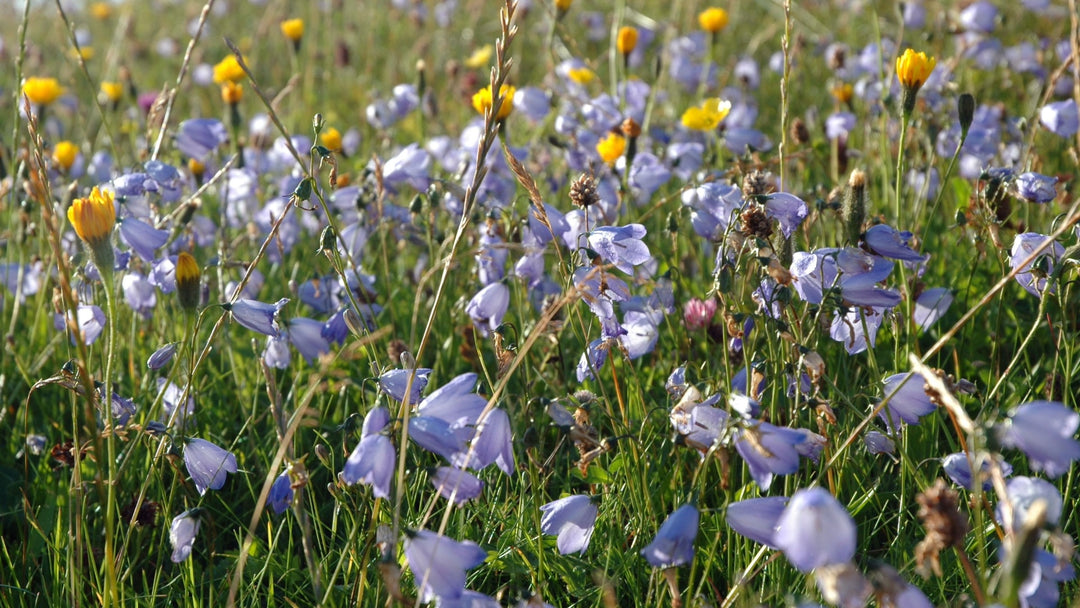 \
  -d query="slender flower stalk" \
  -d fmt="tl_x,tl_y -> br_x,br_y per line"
894,48 -> 936,221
